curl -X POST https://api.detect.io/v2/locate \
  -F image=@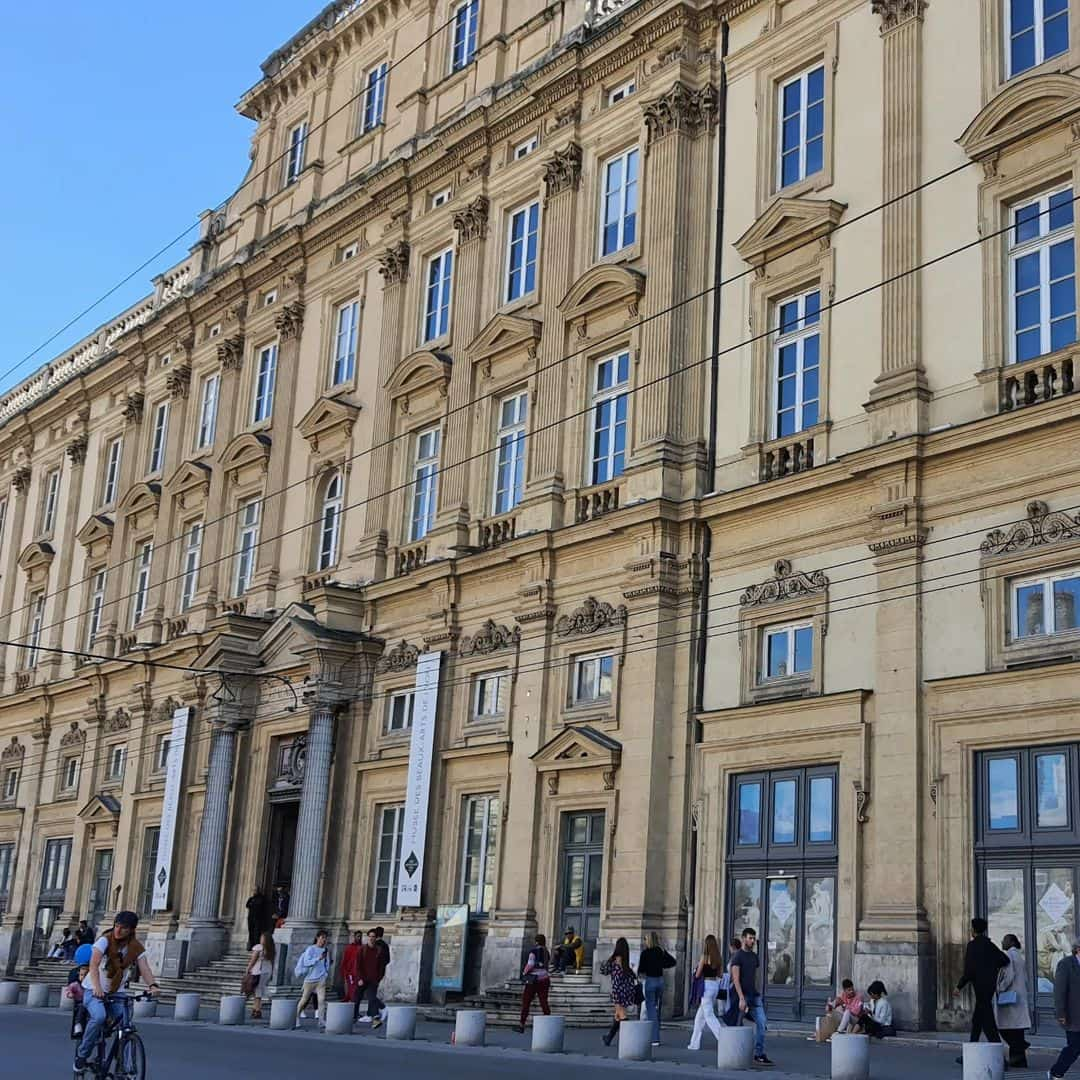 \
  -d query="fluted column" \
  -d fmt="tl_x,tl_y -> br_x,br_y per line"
190,716 -> 241,922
